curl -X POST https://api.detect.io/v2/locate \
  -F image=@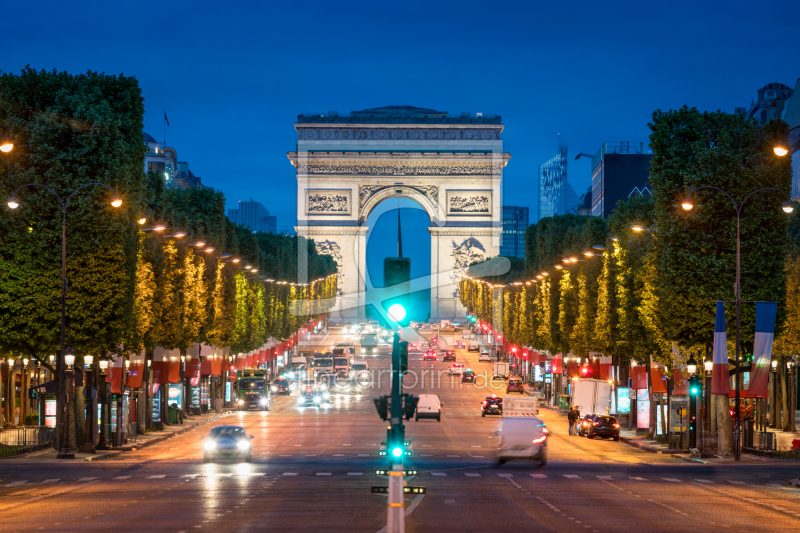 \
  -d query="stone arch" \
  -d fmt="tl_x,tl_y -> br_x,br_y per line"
358,185 -> 441,226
